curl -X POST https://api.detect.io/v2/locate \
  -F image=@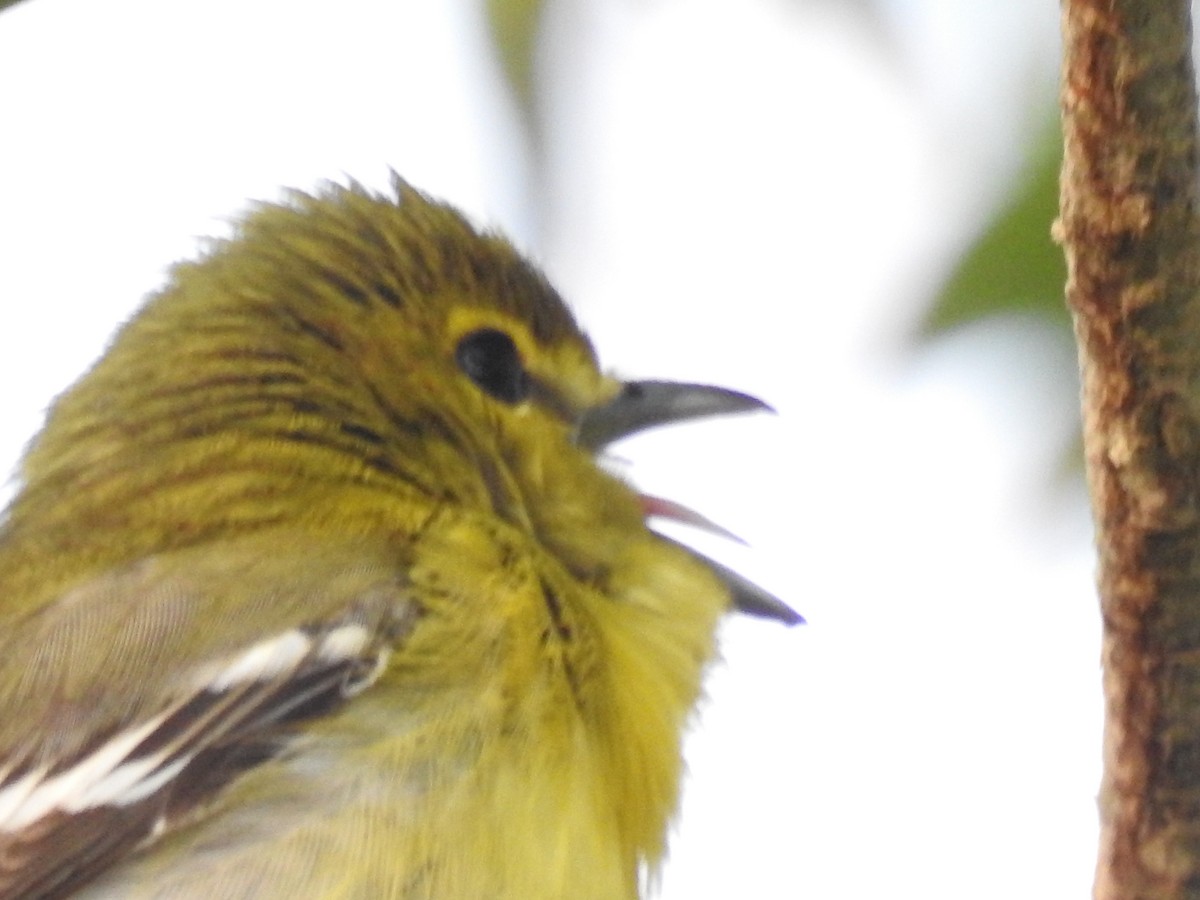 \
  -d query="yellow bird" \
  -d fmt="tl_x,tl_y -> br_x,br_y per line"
0,178 -> 799,899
